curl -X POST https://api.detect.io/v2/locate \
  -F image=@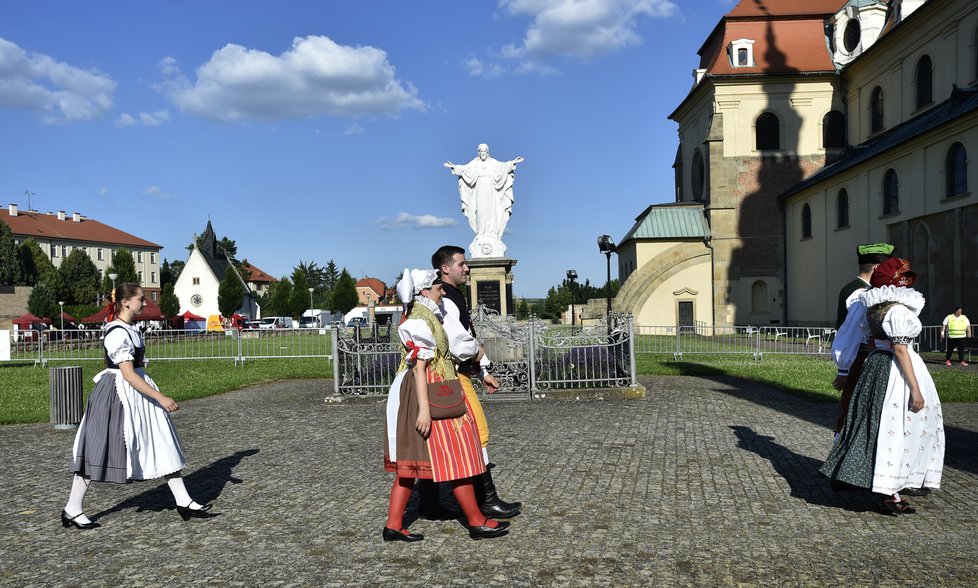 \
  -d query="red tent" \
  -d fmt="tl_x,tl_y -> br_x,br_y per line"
179,310 -> 206,321
12,313 -> 52,327
60,311 -> 77,323
79,298 -> 166,323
